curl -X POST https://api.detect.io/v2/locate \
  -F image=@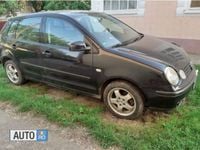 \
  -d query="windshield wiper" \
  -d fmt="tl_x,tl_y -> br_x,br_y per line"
111,34 -> 144,48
